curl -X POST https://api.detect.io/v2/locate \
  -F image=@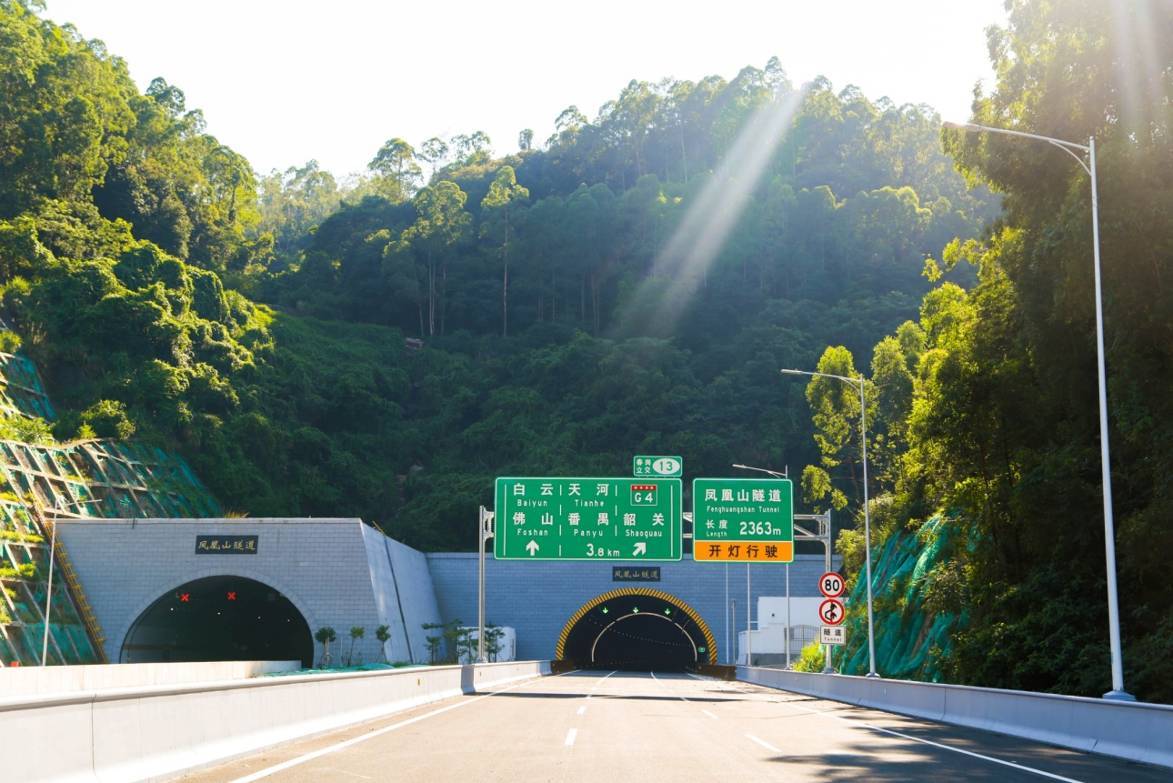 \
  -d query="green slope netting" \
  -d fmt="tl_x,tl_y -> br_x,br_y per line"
835,515 -> 965,680
0,352 -> 55,421
0,358 -> 219,666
